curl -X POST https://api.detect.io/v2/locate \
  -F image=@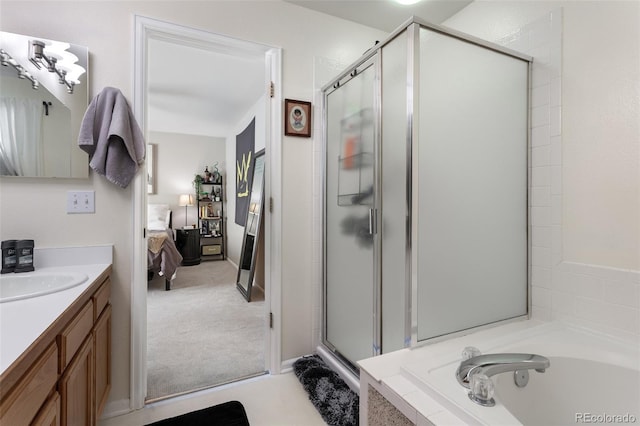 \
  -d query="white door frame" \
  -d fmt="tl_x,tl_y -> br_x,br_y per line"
132,15 -> 282,410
